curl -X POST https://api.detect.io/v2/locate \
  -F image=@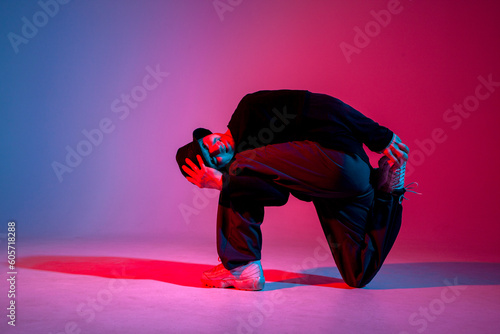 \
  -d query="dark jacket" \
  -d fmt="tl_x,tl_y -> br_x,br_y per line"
227,90 -> 393,166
